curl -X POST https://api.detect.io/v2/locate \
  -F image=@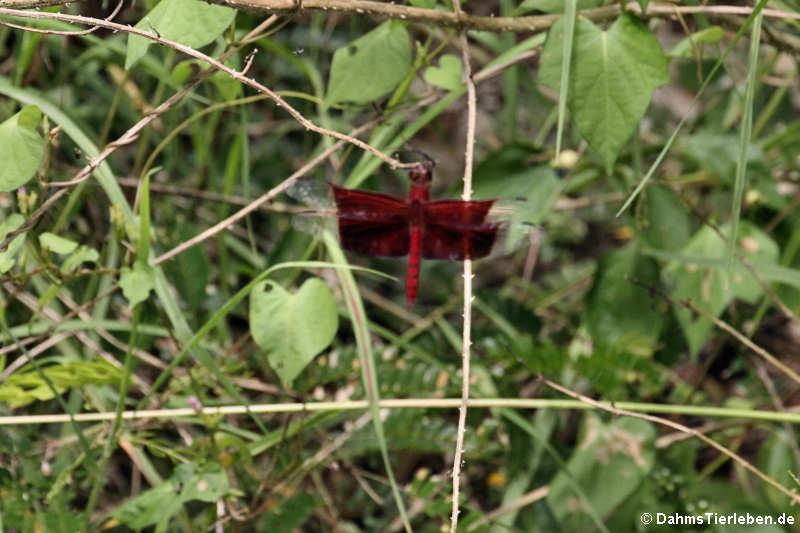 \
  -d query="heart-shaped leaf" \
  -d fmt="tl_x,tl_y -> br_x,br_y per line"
539,14 -> 668,172
424,54 -> 462,91
120,261 -> 155,308
249,278 -> 338,388
0,105 -> 44,192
